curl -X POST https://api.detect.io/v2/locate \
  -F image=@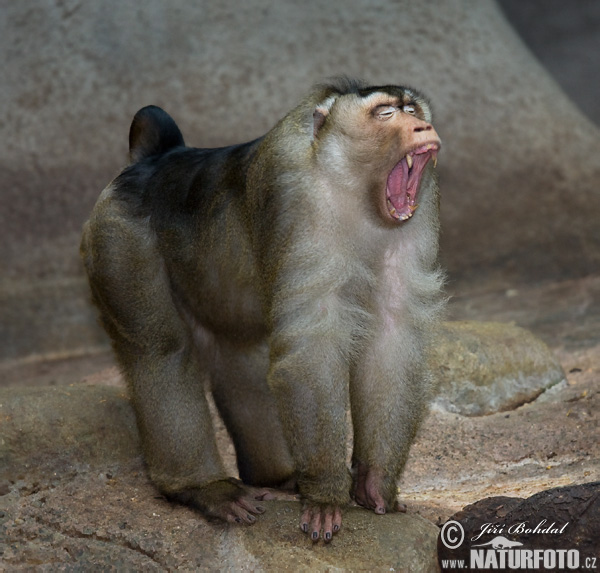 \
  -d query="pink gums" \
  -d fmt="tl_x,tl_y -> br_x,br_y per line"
386,146 -> 437,221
